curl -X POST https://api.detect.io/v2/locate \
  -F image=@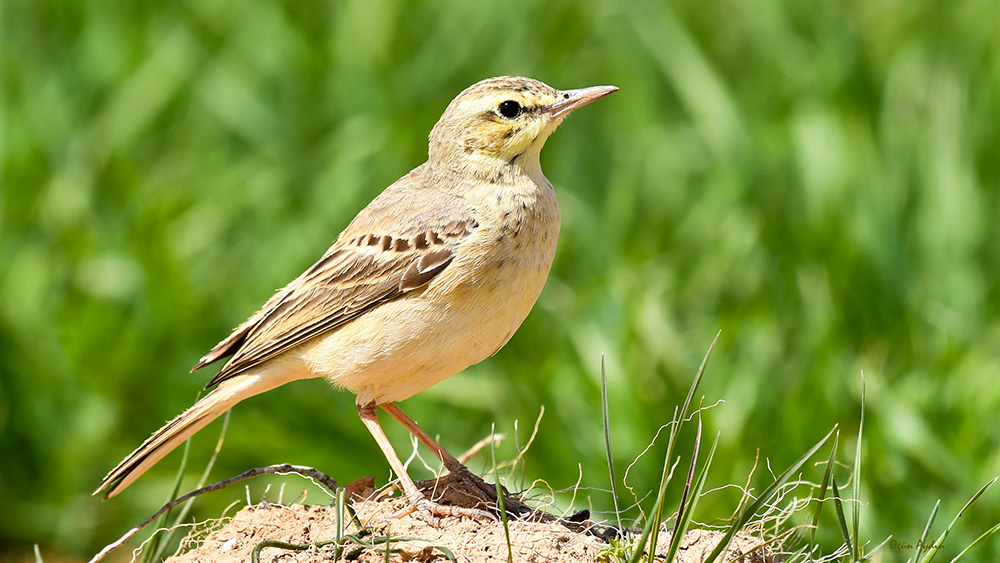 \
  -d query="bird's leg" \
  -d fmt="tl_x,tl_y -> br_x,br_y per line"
379,402 -> 532,518
378,402 -> 465,474
356,402 -> 490,525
